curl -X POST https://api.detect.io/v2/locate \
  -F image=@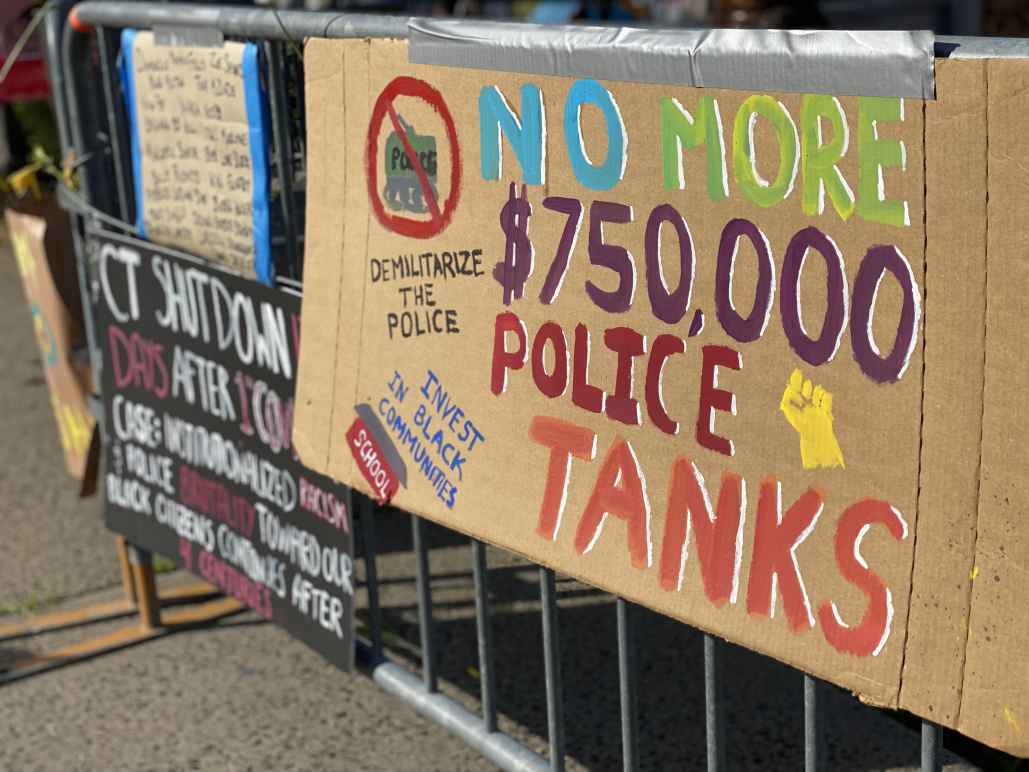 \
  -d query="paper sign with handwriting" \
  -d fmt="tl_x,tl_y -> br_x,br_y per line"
121,30 -> 271,283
